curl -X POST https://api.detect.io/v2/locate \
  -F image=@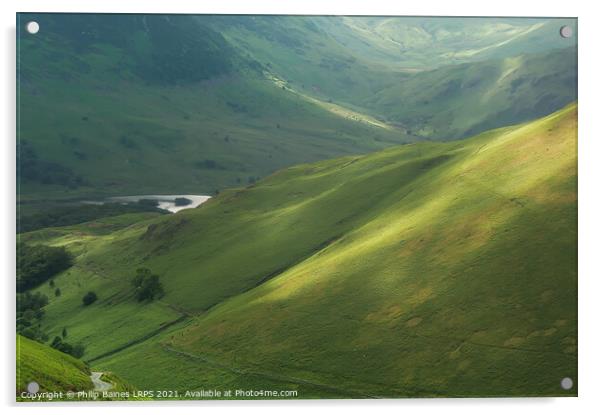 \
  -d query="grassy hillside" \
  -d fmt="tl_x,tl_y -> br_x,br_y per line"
17,14 -> 577,209
17,335 -> 93,395
364,47 -> 577,139
17,65 -> 406,205
165,103 -> 577,397
212,16 -> 576,139
17,13 -> 409,209
22,104 -> 576,398
205,15 -> 402,106
316,17 -> 576,70
212,16 -> 576,101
